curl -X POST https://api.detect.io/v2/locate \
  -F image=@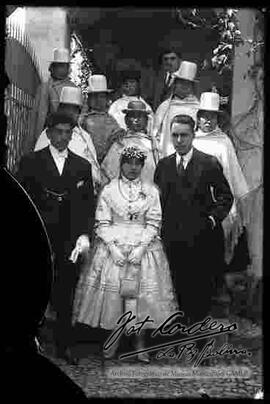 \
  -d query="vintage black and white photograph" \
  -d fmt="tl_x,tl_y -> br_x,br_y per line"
2,6 -> 264,400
